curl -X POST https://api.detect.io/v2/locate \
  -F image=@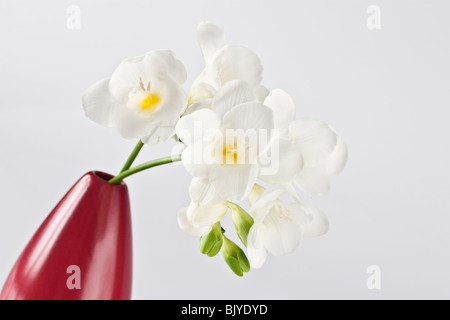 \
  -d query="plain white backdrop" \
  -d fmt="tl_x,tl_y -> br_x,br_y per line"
0,0 -> 449,299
